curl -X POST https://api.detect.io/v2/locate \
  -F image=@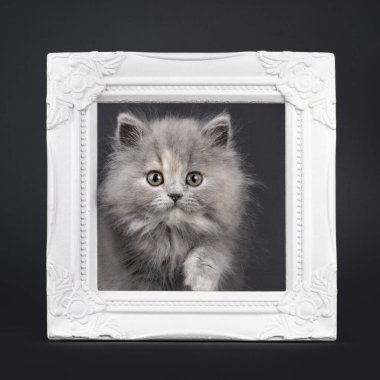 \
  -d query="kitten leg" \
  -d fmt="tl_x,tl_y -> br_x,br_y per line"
183,246 -> 231,291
